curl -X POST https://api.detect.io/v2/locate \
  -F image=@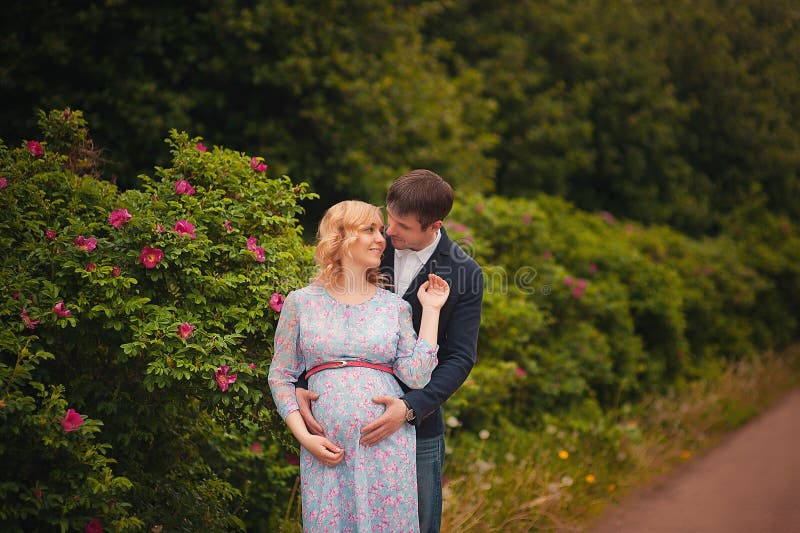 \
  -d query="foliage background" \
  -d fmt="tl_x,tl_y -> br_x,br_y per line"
1,0 -> 799,530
